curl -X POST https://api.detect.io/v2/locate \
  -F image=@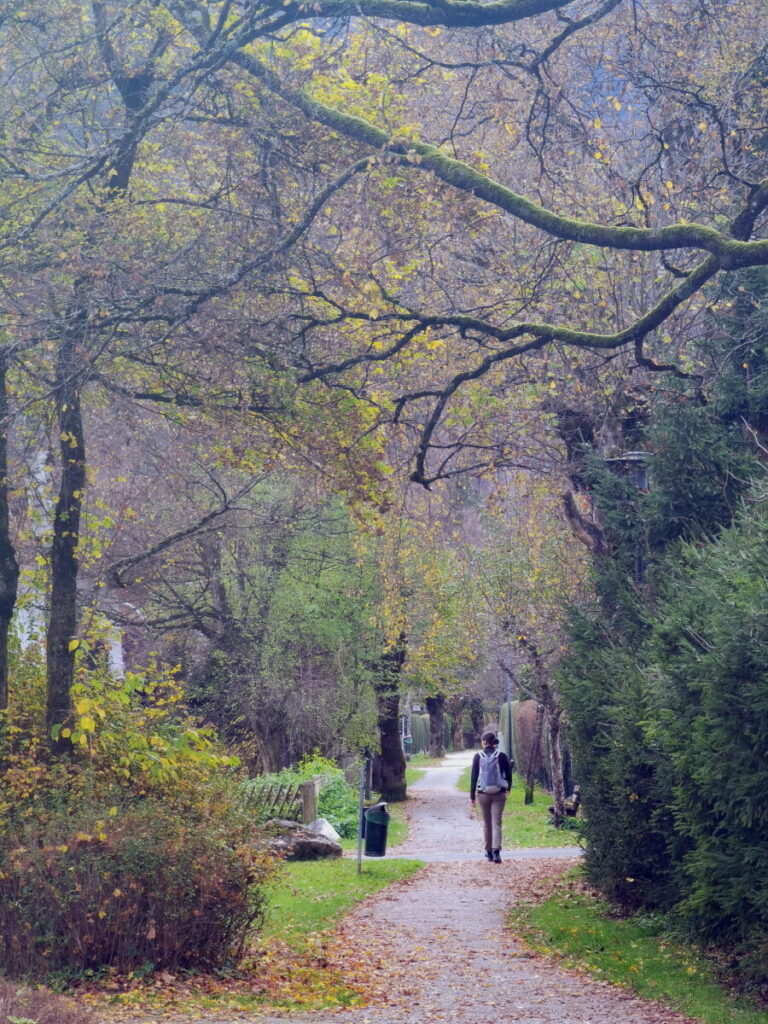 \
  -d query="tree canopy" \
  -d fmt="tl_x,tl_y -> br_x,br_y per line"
2,0 -> 766,481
